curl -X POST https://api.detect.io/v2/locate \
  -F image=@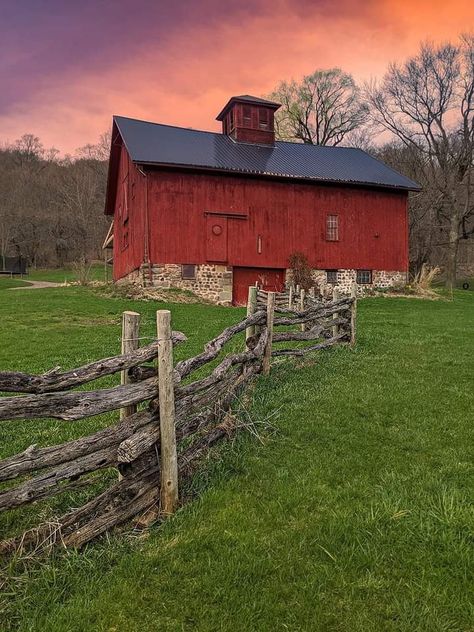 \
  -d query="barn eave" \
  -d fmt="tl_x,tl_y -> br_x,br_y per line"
133,160 -> 421,193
